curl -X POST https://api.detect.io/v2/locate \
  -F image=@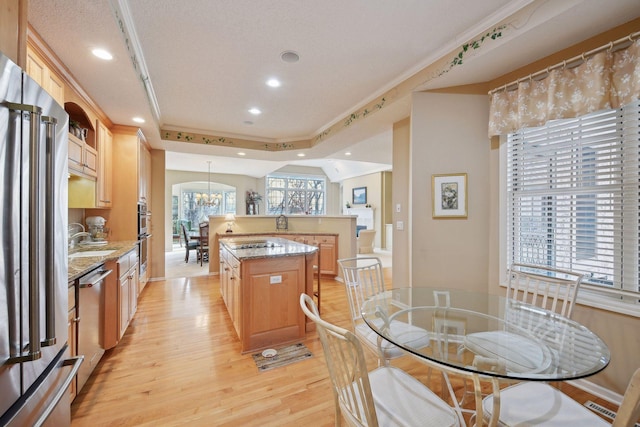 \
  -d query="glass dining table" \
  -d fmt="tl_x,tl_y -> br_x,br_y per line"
360,287 -> 610,426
